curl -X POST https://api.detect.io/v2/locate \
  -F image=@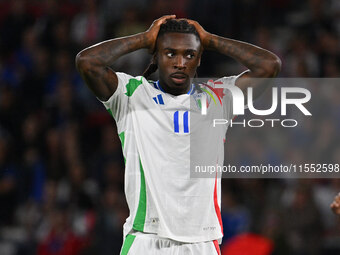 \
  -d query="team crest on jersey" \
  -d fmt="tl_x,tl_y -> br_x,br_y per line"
193,80 -> 226,111
192,92 -> 207,110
